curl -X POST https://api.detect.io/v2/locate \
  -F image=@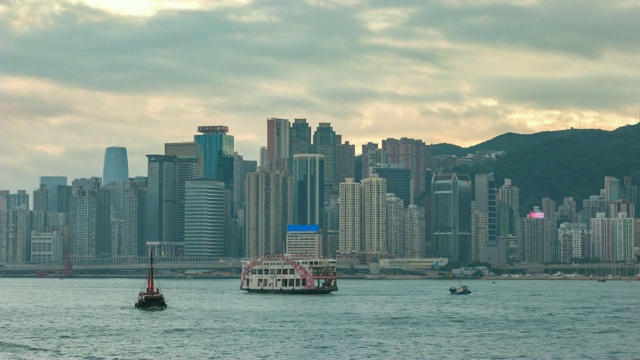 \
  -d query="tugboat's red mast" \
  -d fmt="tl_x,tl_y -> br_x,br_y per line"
147,252 -> 155,293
